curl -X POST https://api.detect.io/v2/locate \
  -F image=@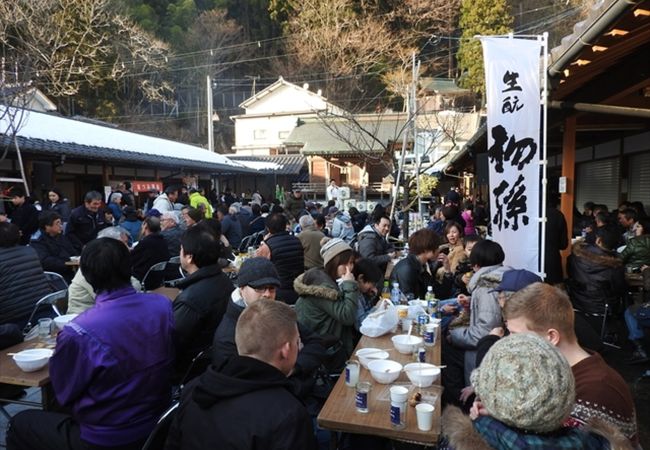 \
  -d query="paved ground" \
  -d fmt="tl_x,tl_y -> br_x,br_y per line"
1,331 -> 648,449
